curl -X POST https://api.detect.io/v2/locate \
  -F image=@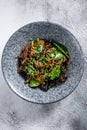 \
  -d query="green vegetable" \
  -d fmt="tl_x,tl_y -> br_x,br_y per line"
18,38 -> 69,90
26,68 -> 34,78
43,73 -> 48,79
29,38 -> 35,48
26,64 -> 35,70
49,65 -> 61,80
29,58 -> 37,65
37,45 -> 43,53
31,41 -> 34,48
49,53 -> 55,58
25,79 -> 29,84
39,56 -> 45,60
49,50 -> 64,60
54,50 -> 59,54
39,55 -> 50,62
25,64 -> 36,78
29,79 -> 40,87
21,59 -> 26,64
55,52 -> 64,60
39,56 -> 46,64
29,38 -> 33,41
53,42 -> 69,59
35,51 -> 40,56
45,57 -> 50,61
50,64 -> 53,67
